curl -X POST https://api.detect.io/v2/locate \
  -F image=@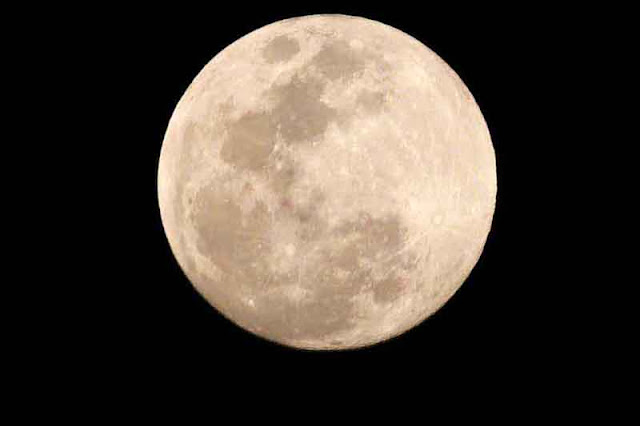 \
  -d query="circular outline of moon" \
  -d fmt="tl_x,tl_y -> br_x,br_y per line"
158,14 -> 497,350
